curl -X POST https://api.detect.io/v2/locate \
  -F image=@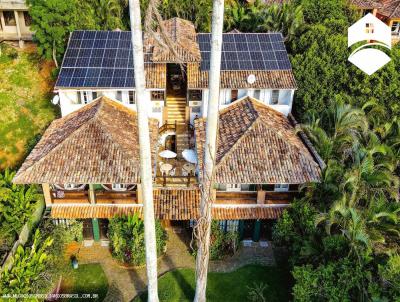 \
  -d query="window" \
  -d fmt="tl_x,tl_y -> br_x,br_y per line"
226,184 -> 241,192
23,11 -> 32,26
220,90 -> 232,105
116,91 -> 122,102
80,91 -> 93,104
192,106 -> 201,113
152,107 -> 162,113
231,89 -> 238,101
189,90 -> 202,101
92,91 -> 98,99
253,90 -> 261,100
274,184 -> 289,192
64,183 -> 77,190
271,90 -> 279,105
128,91 -> 136,104
392,21 -> 400,34
3,11 -> 16,26
151,91 -> 164,101
112,183 -> 127,191
365,23 -> 374,34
